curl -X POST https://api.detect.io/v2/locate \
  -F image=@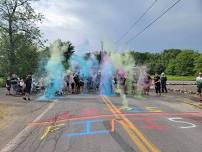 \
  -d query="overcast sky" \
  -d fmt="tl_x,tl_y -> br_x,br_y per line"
33,0 -> 202,53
